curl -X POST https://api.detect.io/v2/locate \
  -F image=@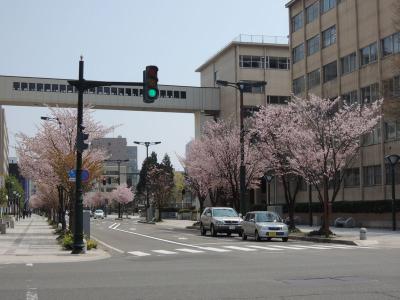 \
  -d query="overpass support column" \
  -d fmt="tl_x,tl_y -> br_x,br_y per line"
194,111 -> 215,139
